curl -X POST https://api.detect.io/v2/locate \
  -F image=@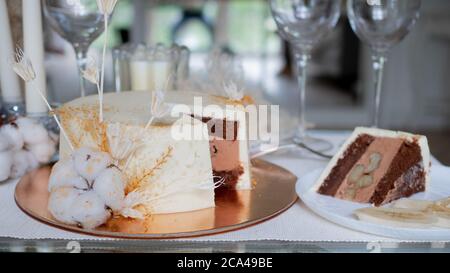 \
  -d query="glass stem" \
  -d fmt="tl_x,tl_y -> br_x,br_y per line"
294,51 -> 310,139
74,46 -> 89,97
372,54 -> 386,128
